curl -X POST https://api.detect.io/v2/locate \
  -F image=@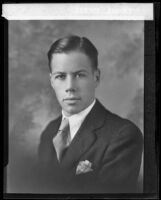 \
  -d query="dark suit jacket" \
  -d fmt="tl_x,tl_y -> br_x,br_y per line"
34,100 -> 143,193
